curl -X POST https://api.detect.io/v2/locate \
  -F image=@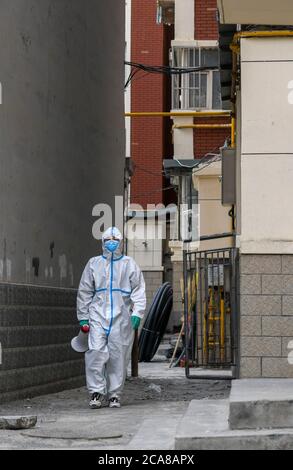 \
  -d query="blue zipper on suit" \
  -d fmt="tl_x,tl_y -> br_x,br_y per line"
107,252 -> 114,337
